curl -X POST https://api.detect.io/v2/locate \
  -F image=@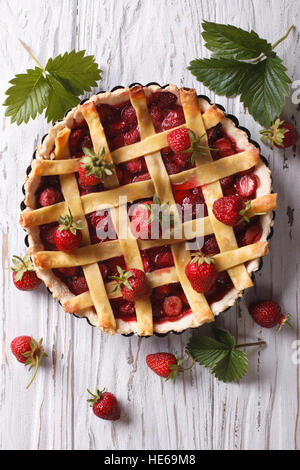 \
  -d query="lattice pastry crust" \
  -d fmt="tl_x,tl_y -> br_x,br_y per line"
21,84 -> 276,335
